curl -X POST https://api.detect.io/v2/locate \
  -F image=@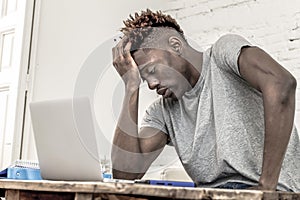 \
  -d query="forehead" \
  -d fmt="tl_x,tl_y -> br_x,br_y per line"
132,49 -> 167,67
132,49 -> 156,68
132,49 -> 149,61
